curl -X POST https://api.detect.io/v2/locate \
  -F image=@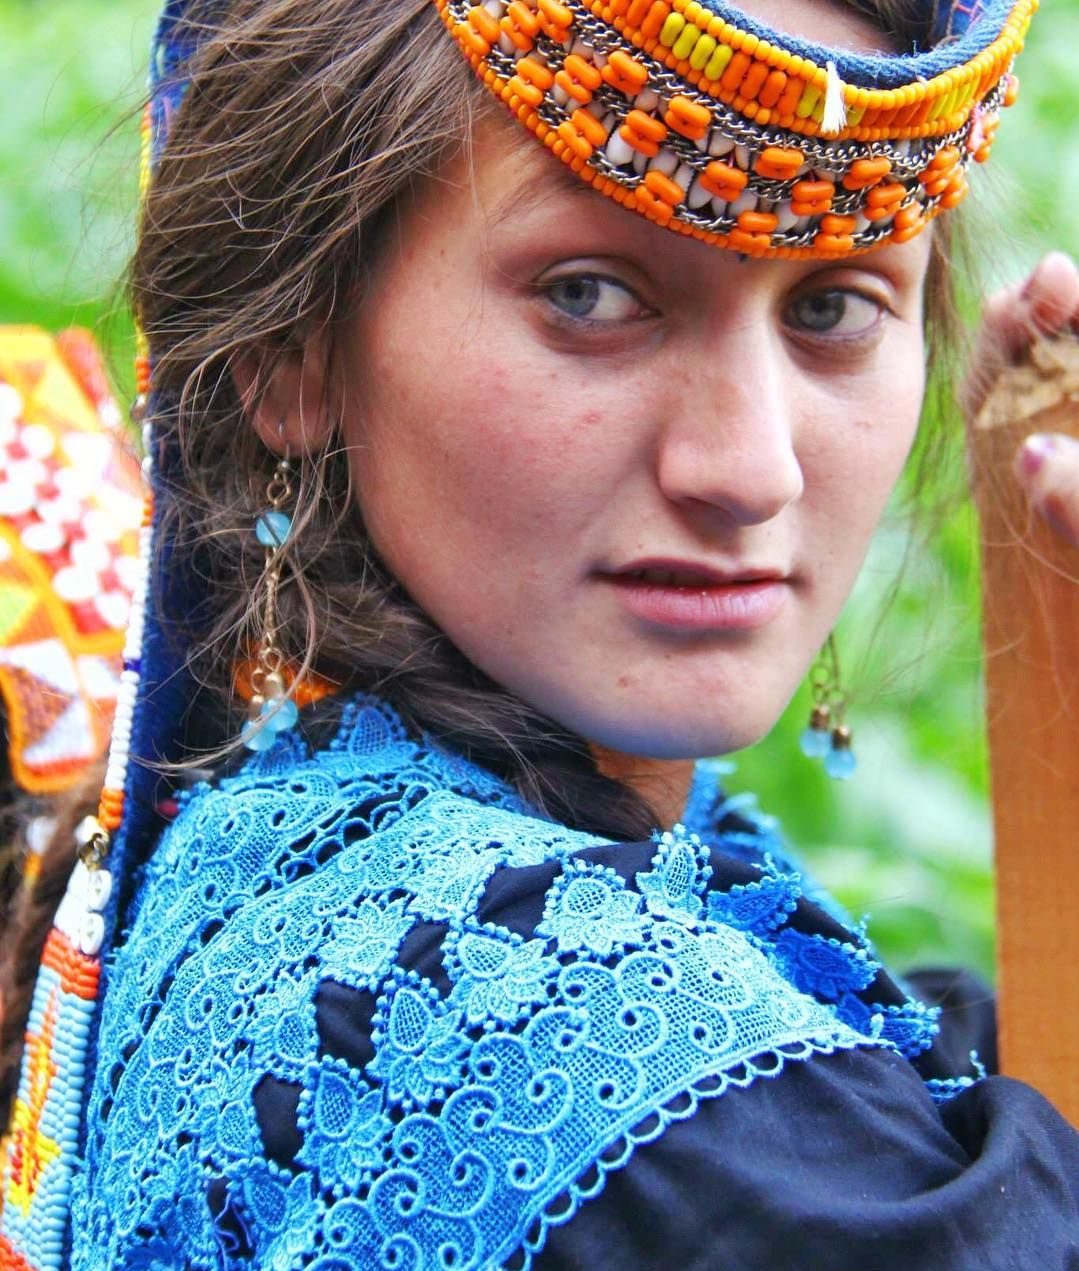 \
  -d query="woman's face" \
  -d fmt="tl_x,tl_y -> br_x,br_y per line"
337,11 -> 931,760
